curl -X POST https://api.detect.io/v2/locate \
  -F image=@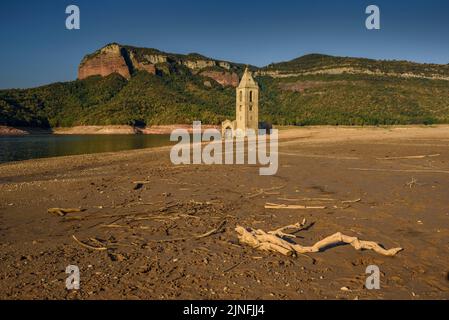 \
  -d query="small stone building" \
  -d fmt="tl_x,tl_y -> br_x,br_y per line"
222,67 -> 259,137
